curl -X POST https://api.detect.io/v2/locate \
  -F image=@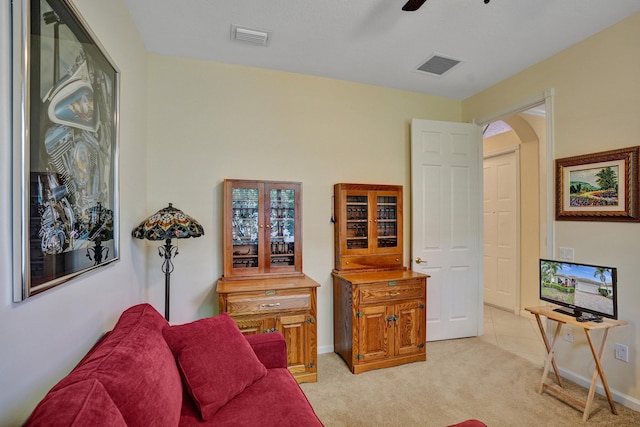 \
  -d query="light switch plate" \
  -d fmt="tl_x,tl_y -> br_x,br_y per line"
559,247 -> 574,261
